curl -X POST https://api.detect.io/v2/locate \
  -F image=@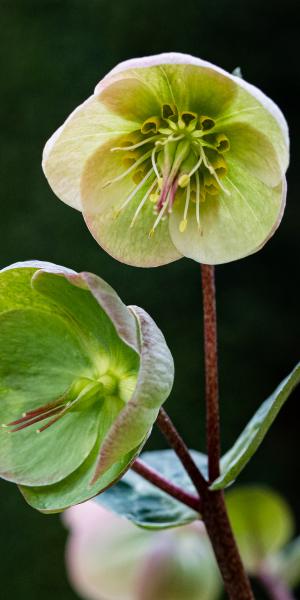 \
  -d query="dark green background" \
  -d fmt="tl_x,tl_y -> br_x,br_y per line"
1,0 -> 299,598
